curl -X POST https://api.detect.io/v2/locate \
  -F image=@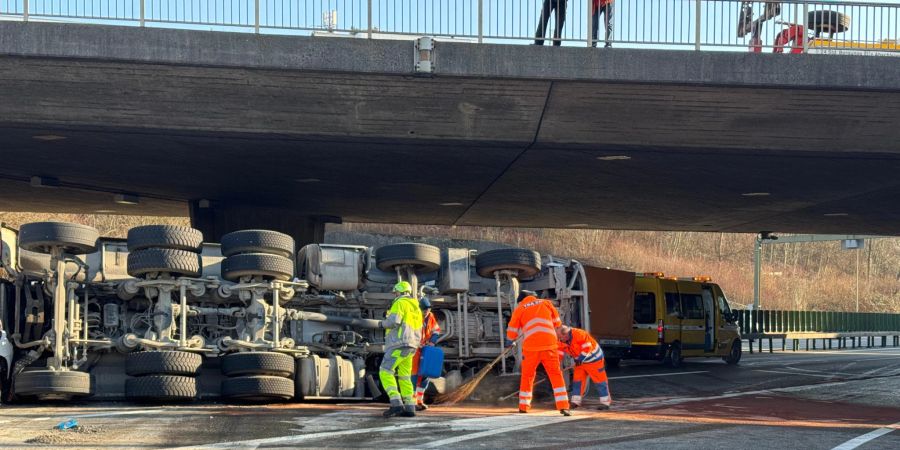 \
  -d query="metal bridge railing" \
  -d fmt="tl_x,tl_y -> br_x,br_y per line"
1,1 -> 898,53
736,309 -> 900,334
